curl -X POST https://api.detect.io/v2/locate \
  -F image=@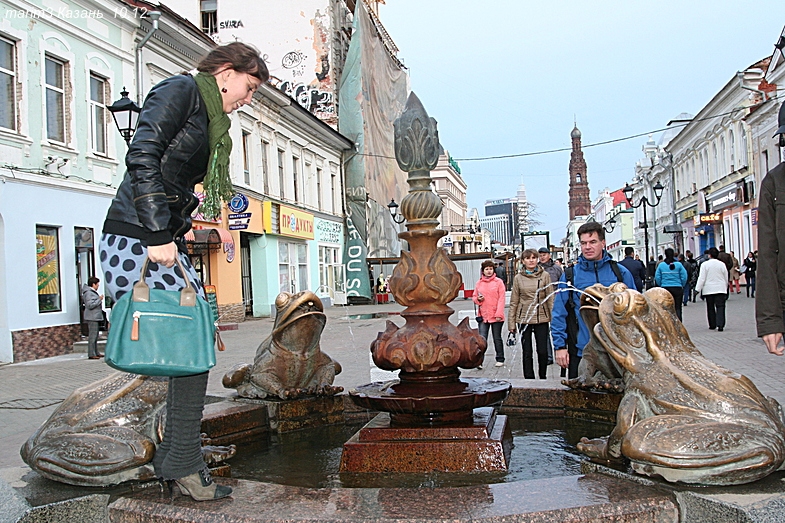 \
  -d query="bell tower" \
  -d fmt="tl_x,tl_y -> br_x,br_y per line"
568,124 -> 591,219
